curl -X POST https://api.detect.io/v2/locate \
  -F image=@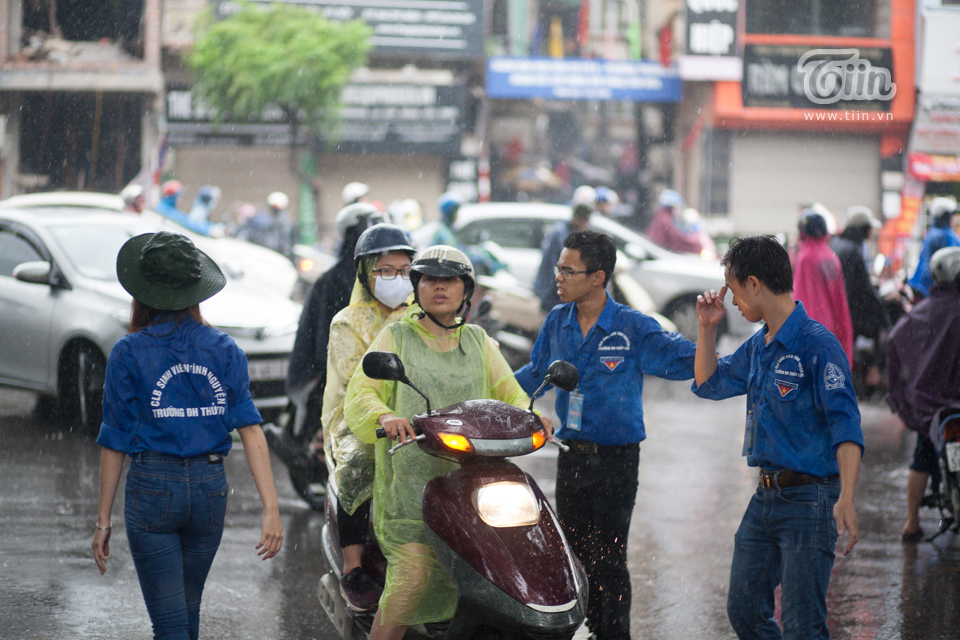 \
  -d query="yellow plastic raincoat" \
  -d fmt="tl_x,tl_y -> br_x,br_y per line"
321,278 -> 407,515
344,306 -> 530,626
